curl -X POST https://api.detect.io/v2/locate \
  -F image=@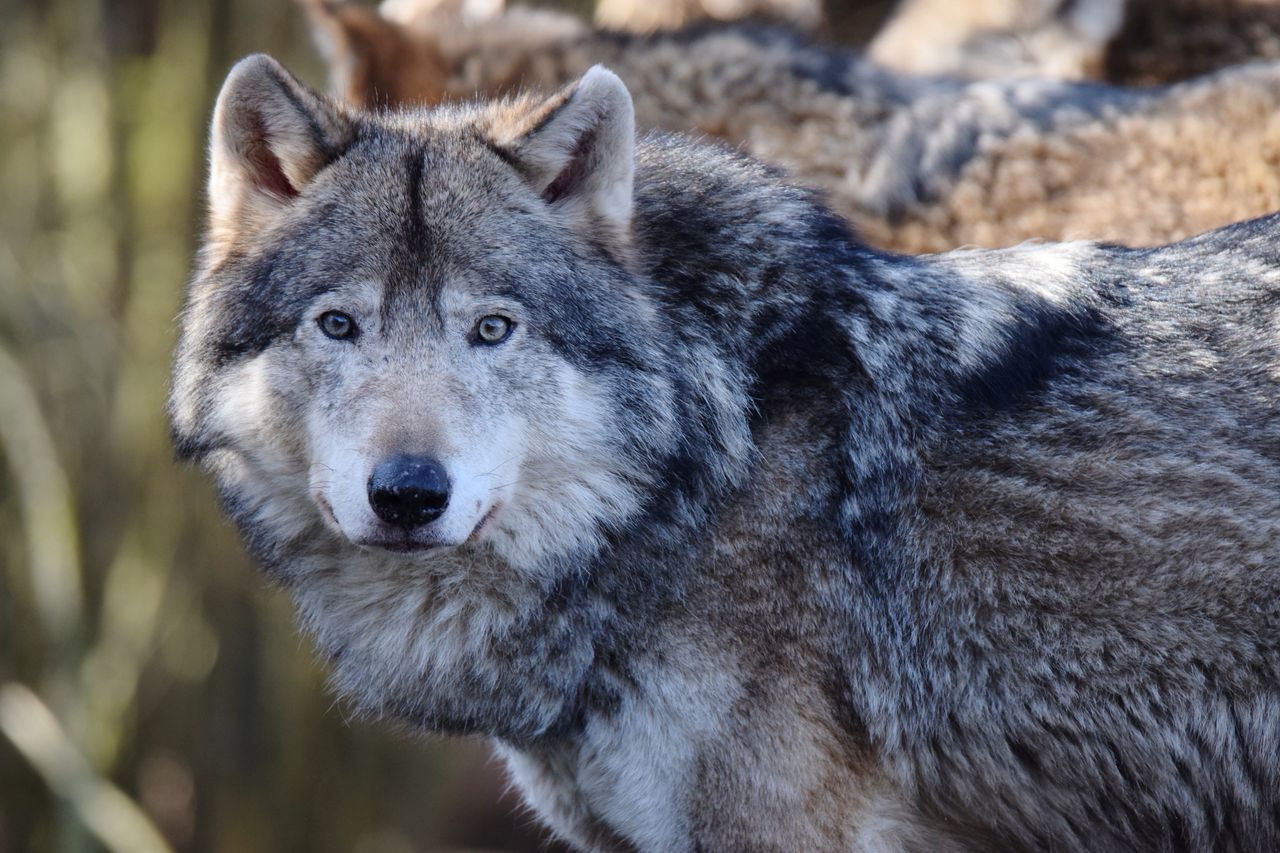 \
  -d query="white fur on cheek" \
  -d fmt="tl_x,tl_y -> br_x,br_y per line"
432,423 -> 524,546
206,353 -> 319,544
300,278 -> 390,544
488,361 -> 655,570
